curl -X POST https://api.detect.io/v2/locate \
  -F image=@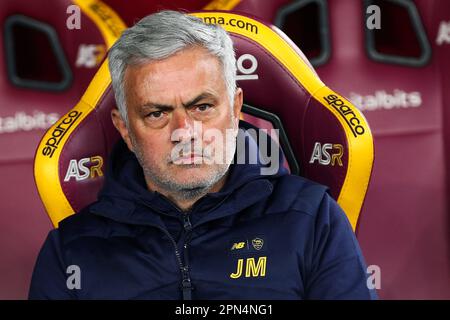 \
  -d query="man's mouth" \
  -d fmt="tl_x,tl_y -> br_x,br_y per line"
172,153 -> 205,164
